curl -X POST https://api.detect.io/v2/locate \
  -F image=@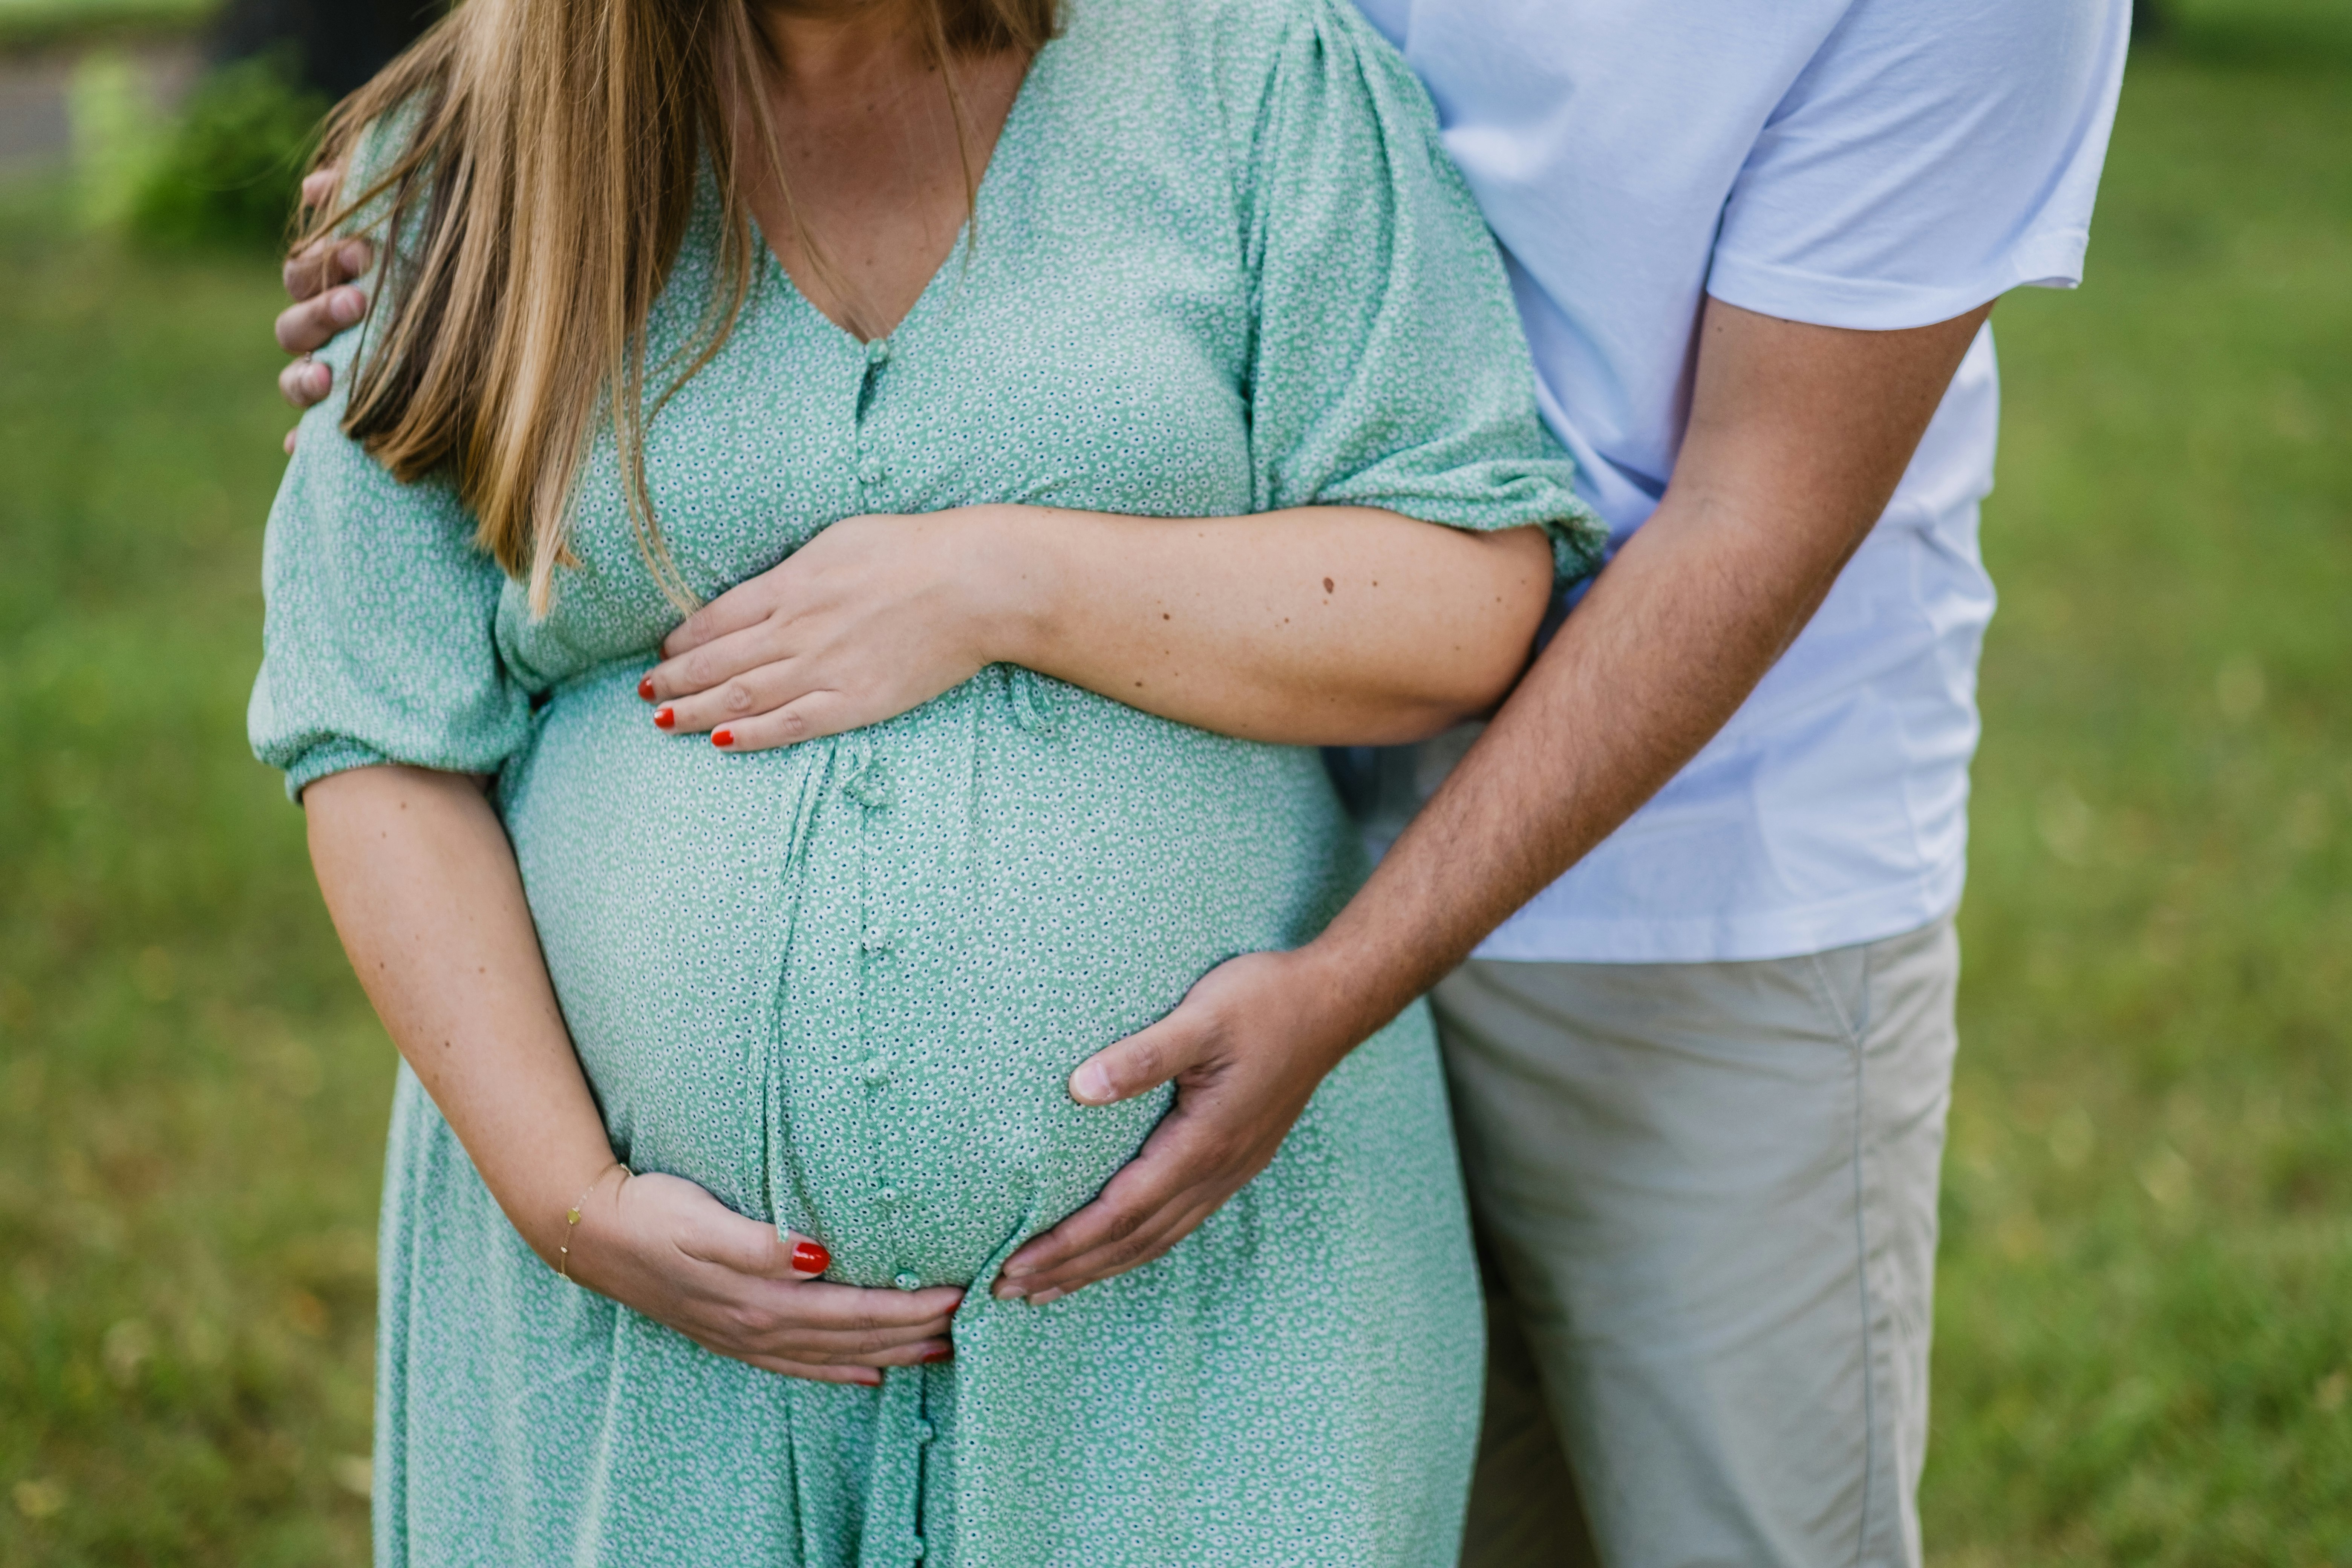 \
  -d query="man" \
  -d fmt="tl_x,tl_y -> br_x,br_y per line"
274,2 -> 2130,1560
